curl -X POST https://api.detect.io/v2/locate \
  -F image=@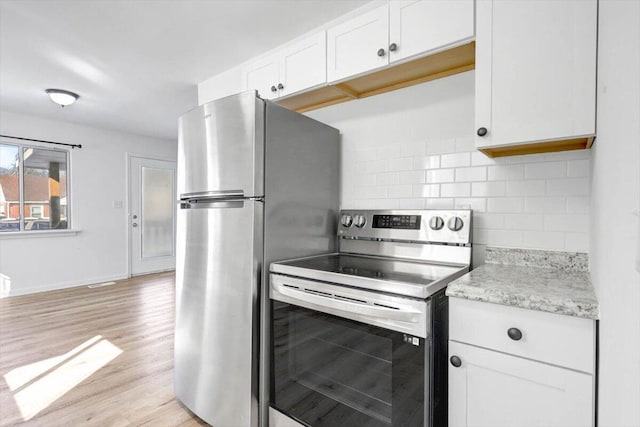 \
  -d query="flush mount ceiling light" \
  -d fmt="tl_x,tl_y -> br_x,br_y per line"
45,88 -> 79,107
